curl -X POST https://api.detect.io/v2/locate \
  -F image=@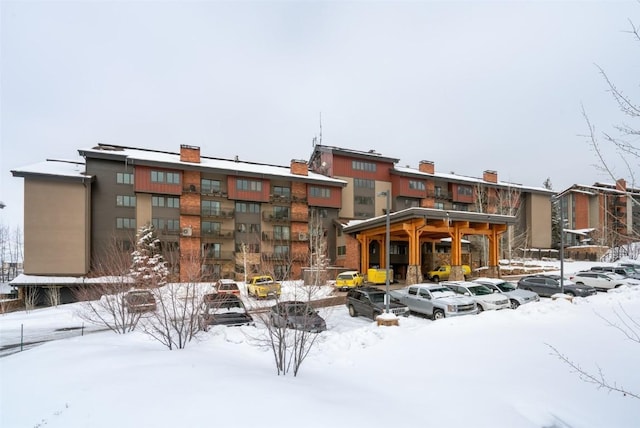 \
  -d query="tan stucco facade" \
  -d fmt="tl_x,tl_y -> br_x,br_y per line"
526,193 -> 552,248
23,178 -> 91,275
